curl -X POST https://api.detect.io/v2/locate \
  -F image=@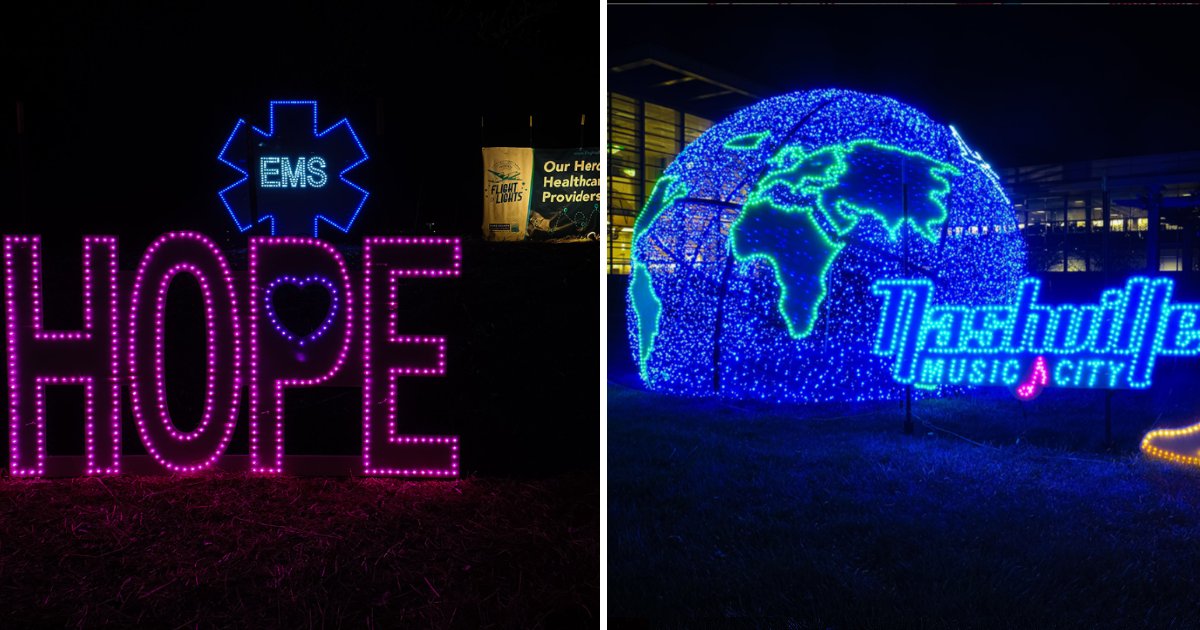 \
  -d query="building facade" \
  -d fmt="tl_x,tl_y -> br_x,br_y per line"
1003,152 -> 1200,274
607,59 -> 1200,278
607,56 -> 763,275
607,108 -> 1200,278
607,93 -> 713,274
